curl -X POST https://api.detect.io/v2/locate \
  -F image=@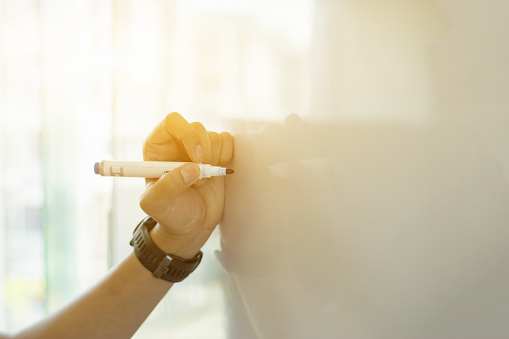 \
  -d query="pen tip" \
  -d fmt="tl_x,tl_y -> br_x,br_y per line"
226,168 -> 235,175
